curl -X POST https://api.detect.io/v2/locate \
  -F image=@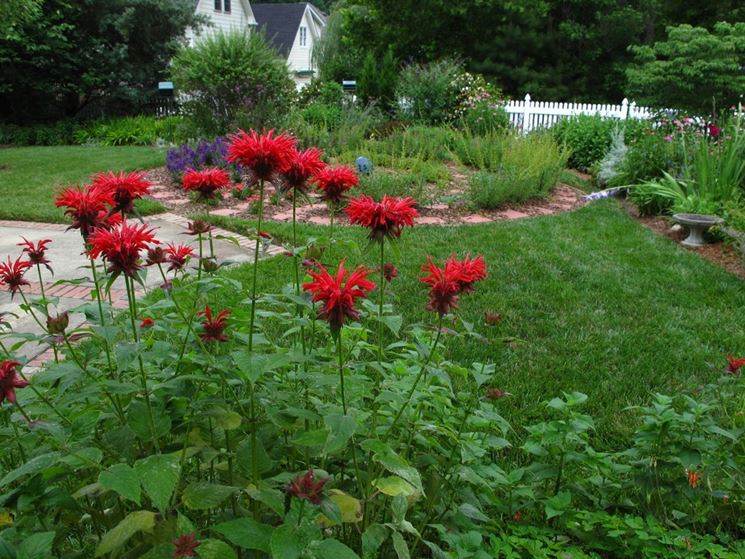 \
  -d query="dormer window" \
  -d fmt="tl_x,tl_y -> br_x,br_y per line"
299,26 -> 307,47
214,0 -> 230,12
